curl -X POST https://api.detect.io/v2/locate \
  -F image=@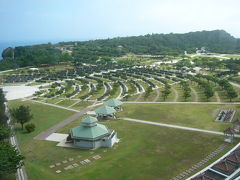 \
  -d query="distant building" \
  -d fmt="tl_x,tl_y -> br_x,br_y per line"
95,105 -> 117,120
29,68 -> 39,71
103,98 -> 123,111
67,116 -> 118,149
